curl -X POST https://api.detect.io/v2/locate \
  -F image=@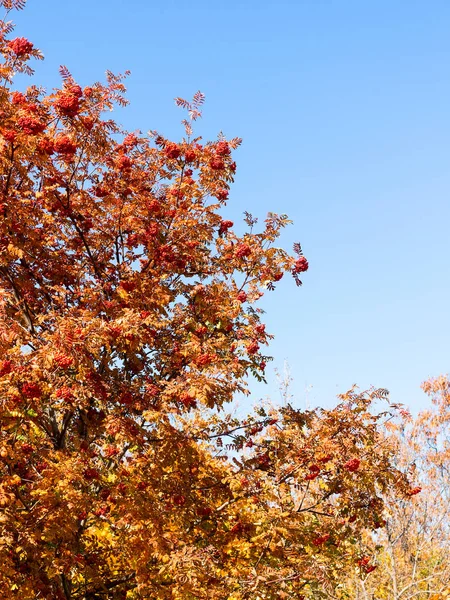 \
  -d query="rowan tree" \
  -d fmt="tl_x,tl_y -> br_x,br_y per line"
0,2 -> 415,599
